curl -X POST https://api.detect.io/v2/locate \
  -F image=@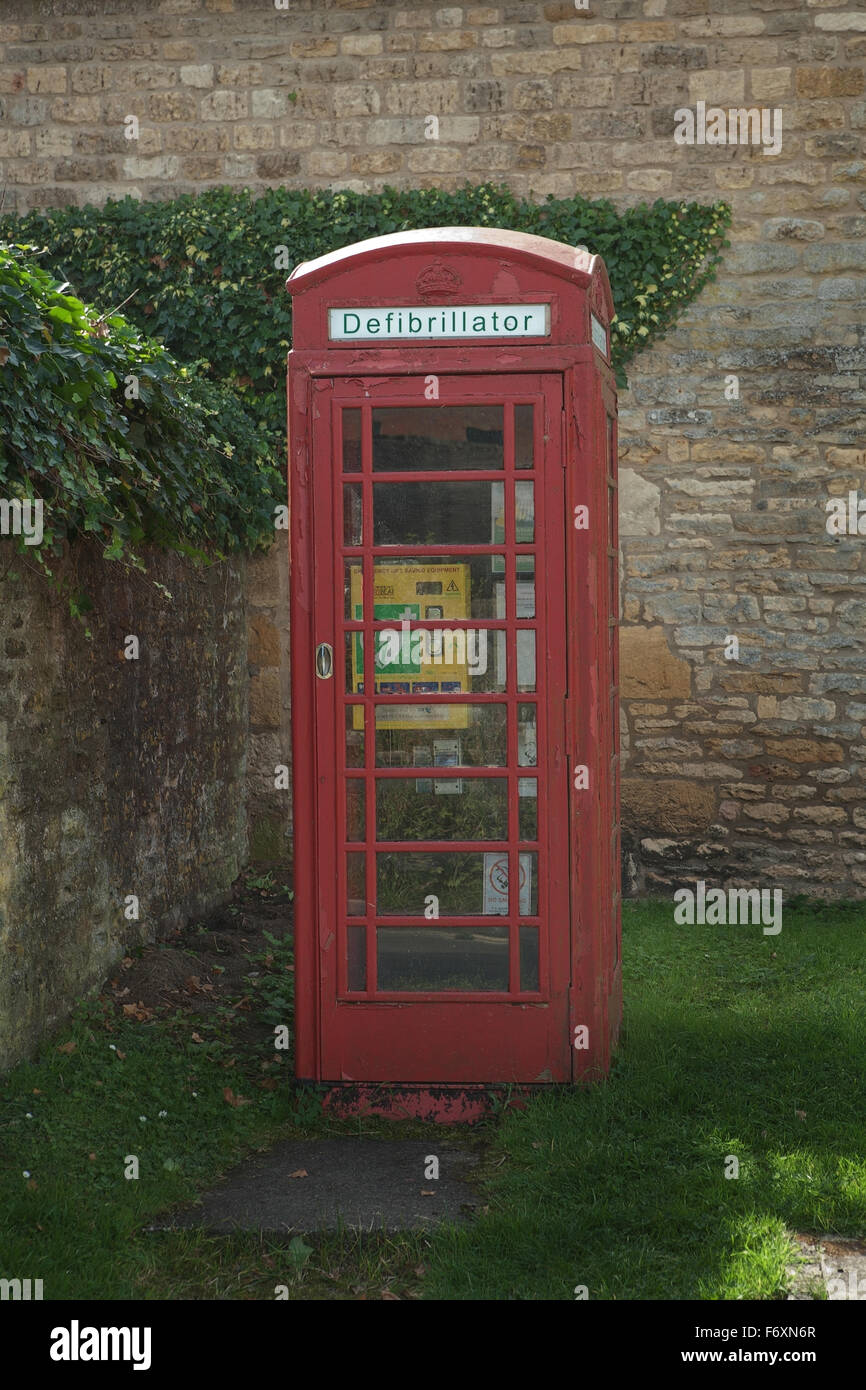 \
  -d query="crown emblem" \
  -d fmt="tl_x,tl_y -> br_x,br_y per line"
415,261 -> 462,301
